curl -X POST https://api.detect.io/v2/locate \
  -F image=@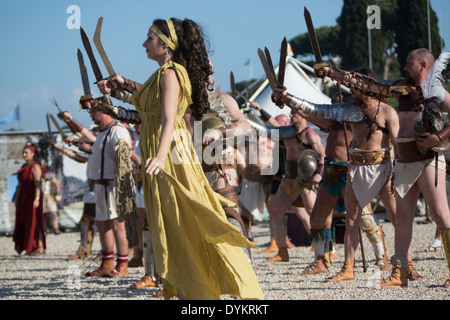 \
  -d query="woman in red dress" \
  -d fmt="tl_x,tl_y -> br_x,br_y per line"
13,143 -> 46,255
